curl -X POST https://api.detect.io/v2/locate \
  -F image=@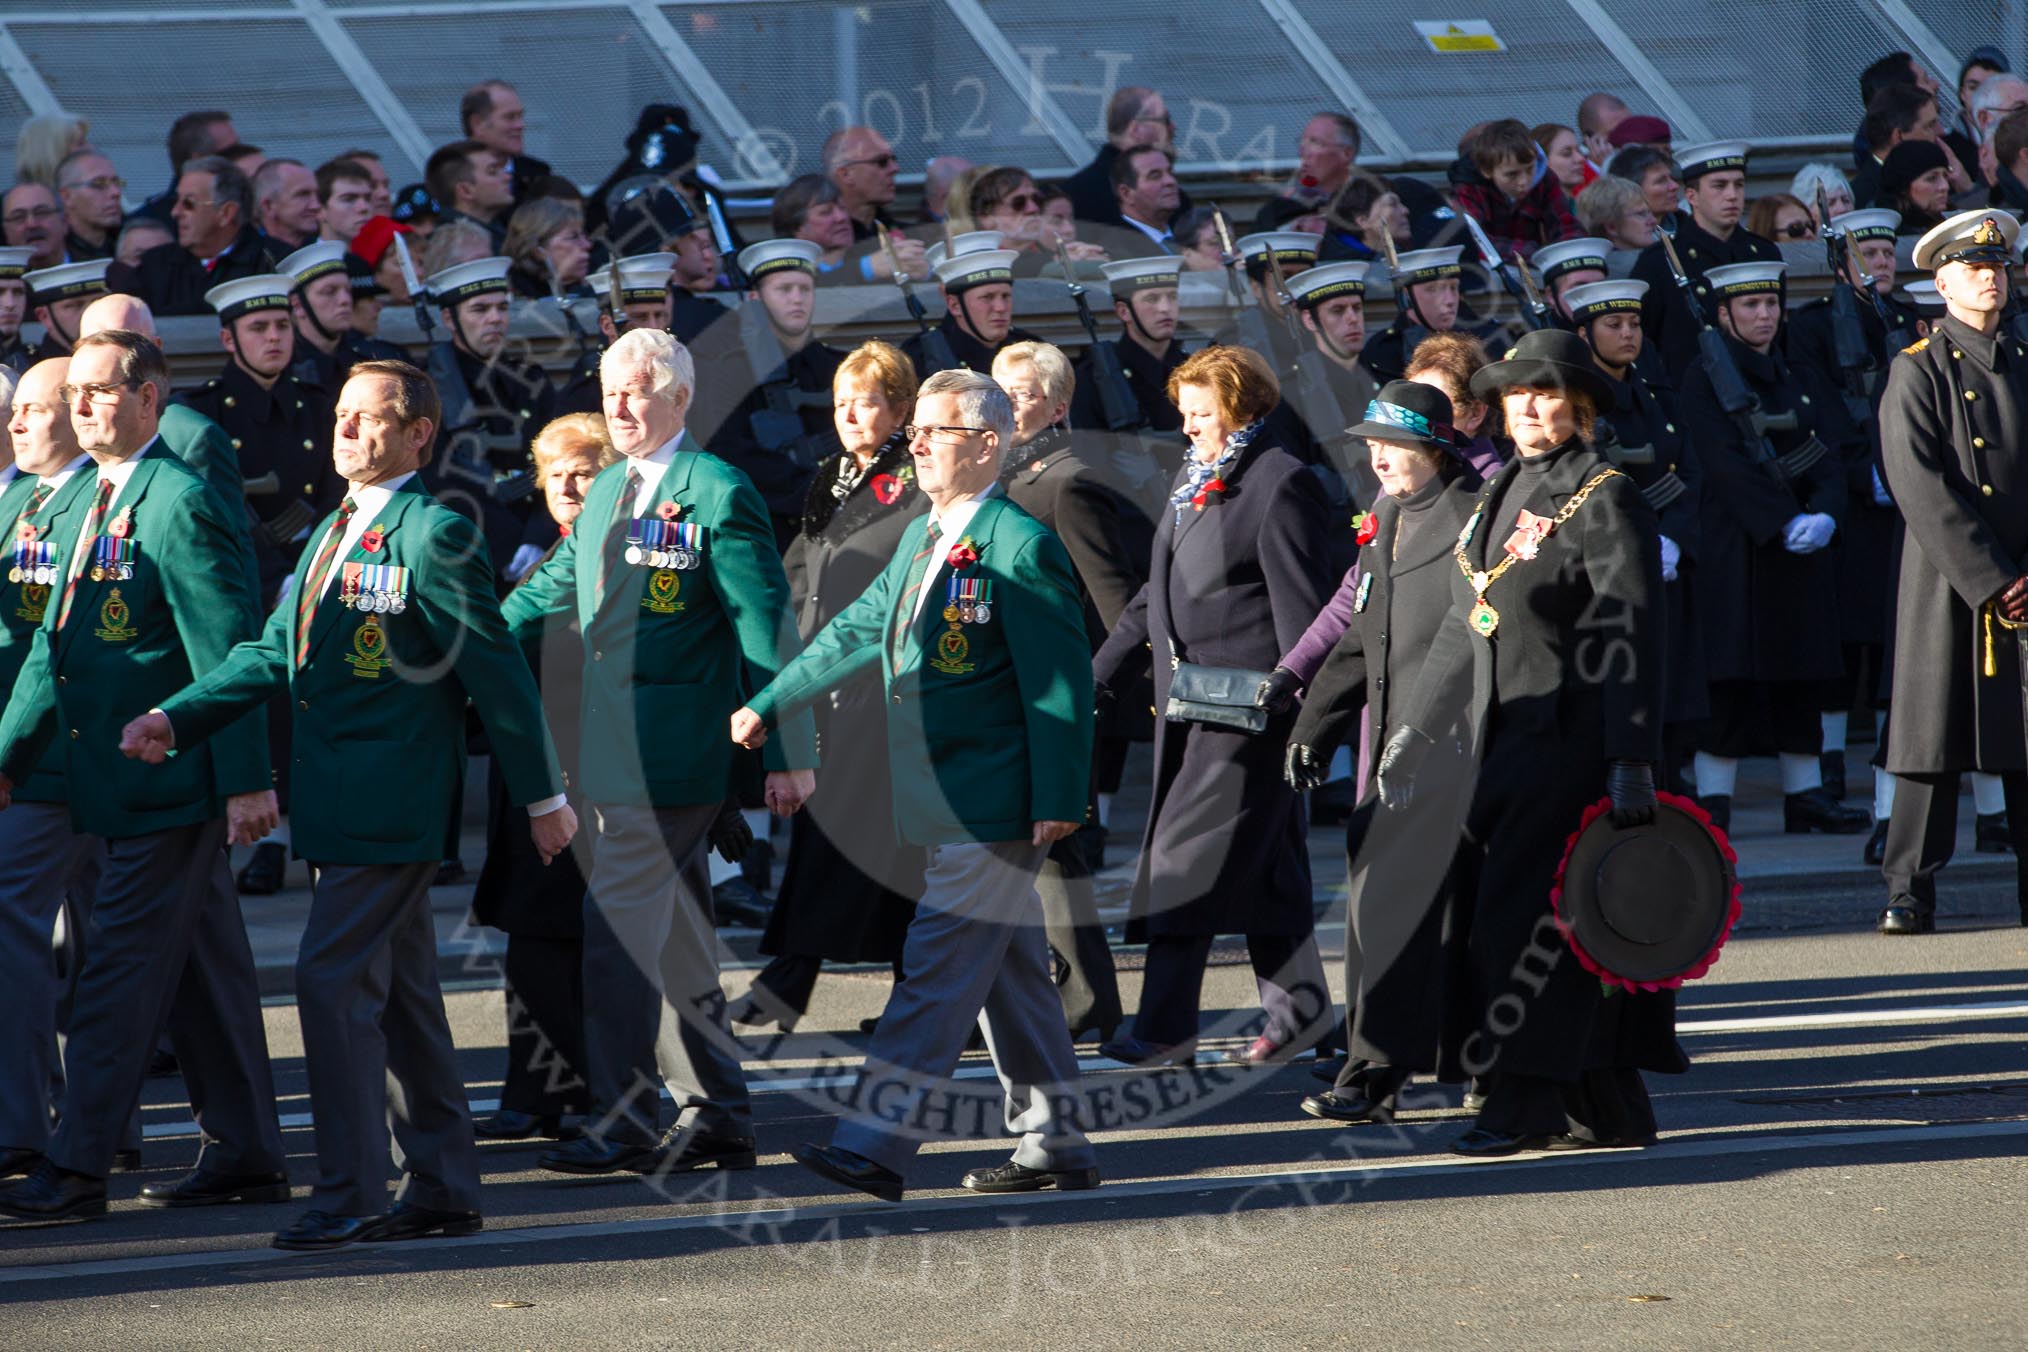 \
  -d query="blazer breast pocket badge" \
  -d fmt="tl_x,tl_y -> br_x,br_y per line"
344,615 -> 392,678
94,587 -> 139,643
